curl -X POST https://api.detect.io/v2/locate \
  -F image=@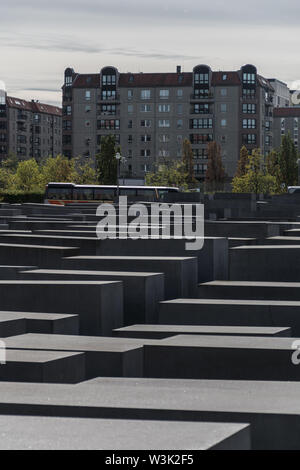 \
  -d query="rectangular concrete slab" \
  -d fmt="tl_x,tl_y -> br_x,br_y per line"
20,269 -> 164,325
0,349 -> 85,383
2,333 -> 147,379
159,298 -> 300,336
0,243 -> 79,268
0,311 -> 79,335
230,245 -> 300,281
61,255 -> 198,299
143,334 -> 300,381
198,280 -> 300,301
0,415 -> 250,450
113,324 -> 291,339
0,378 -> 298,449
0,281 -> 123,336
